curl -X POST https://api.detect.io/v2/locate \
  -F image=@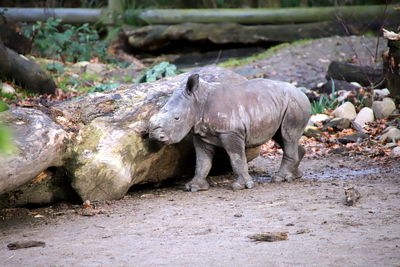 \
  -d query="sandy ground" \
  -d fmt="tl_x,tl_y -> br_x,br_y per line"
0,35 -> 398,266
0,153 -> 399,267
